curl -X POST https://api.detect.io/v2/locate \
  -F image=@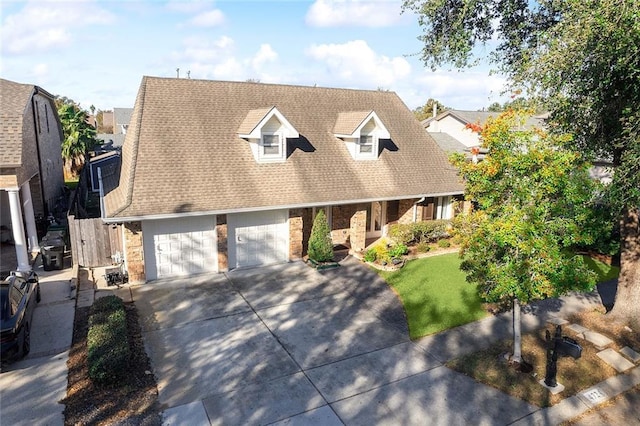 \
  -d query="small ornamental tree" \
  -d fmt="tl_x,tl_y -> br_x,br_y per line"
308,210 -> 334,262
451,111 -> 598,365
